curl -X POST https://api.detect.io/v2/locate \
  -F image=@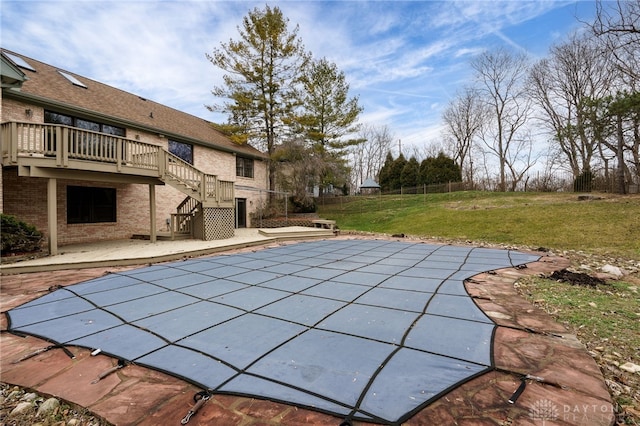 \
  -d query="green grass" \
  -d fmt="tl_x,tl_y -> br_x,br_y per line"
318,191 -> 640,259
518,278 -> 640,353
